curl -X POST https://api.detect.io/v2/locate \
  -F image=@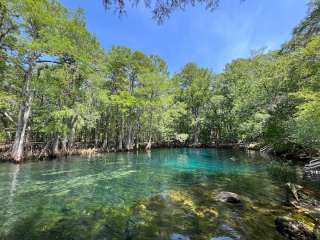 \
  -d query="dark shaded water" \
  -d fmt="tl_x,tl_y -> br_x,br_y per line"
0,148 -> 319,240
